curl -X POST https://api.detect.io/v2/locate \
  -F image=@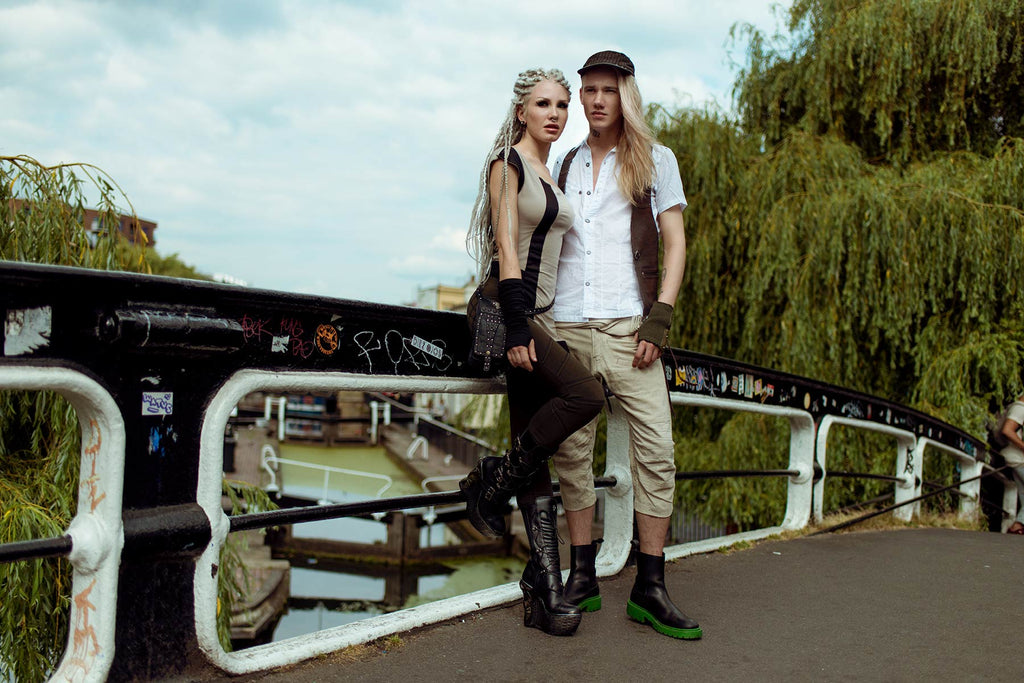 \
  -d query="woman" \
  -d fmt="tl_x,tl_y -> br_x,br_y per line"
461,68 -> 604,636
999,396 -> 1024,534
